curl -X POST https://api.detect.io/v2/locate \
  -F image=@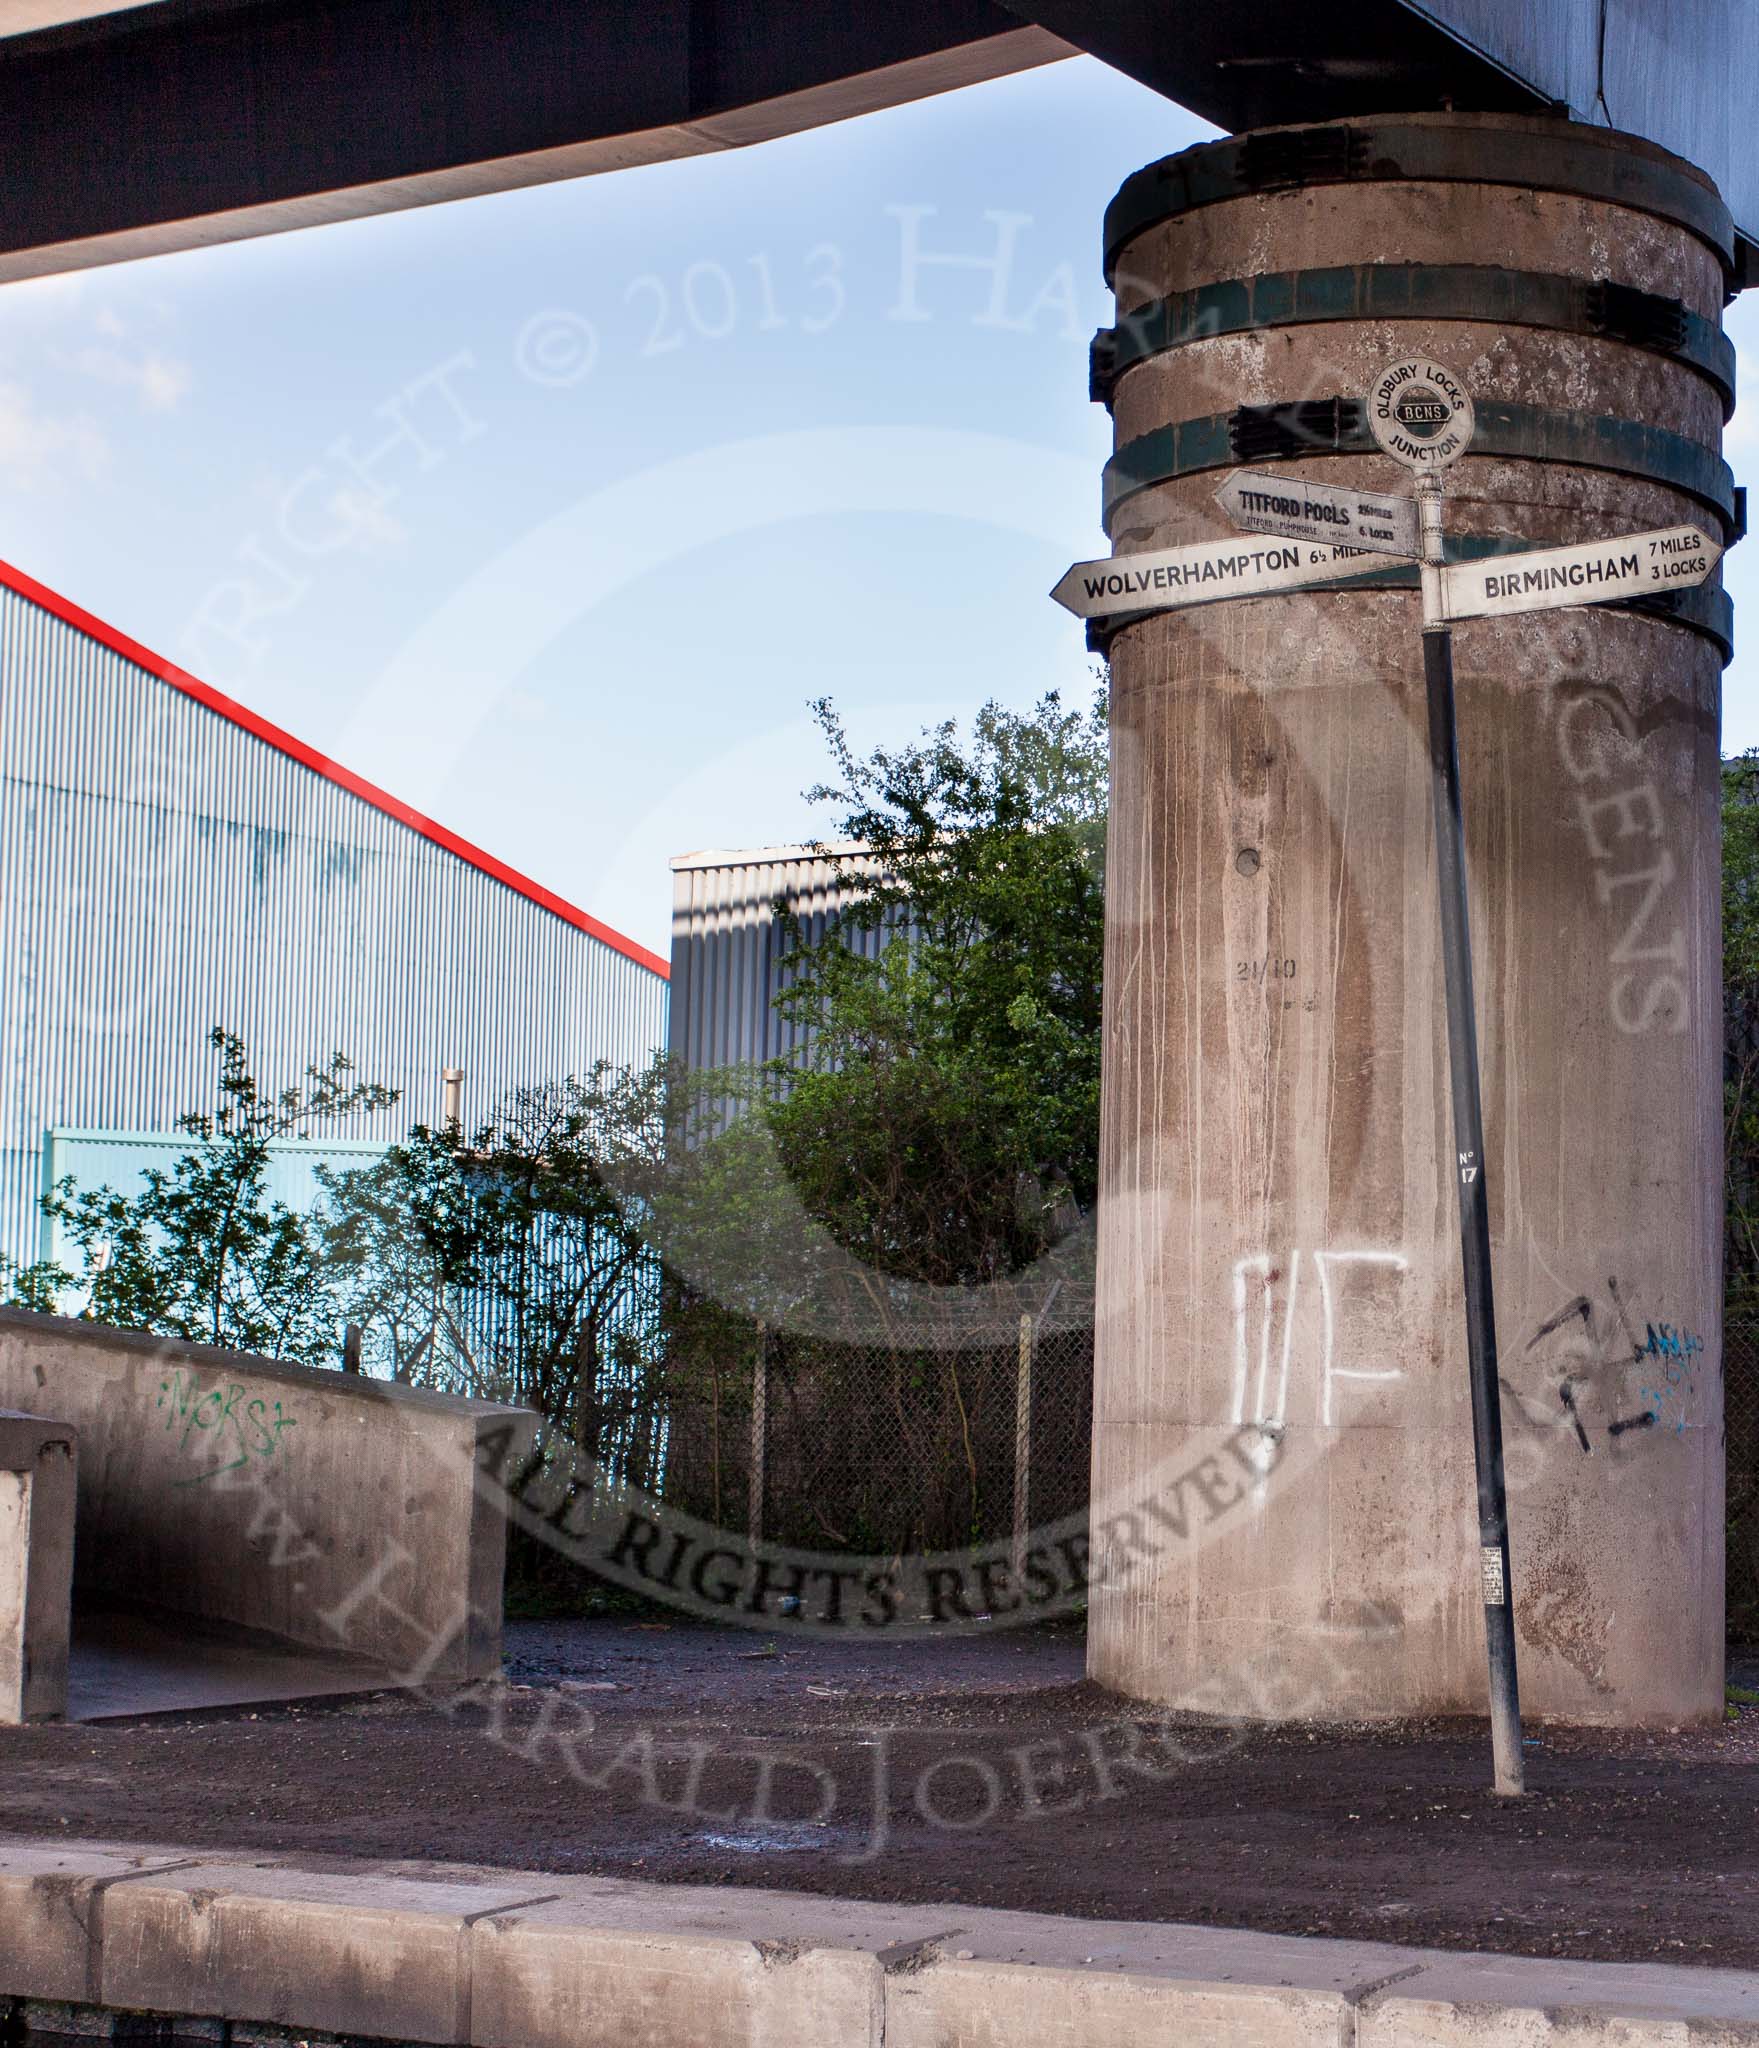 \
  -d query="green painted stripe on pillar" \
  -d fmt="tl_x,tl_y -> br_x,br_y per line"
1094,265 -> 1735,417
1103,121 -> 1737,283
1103,399 -> 1739,539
